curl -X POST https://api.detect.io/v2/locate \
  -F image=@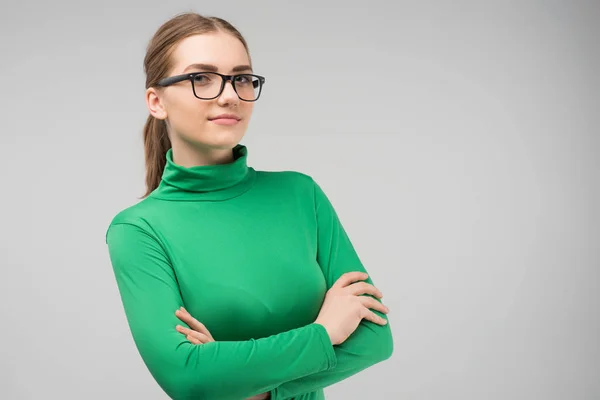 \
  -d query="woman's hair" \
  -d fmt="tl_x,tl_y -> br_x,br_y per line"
141,12 -> 252,198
